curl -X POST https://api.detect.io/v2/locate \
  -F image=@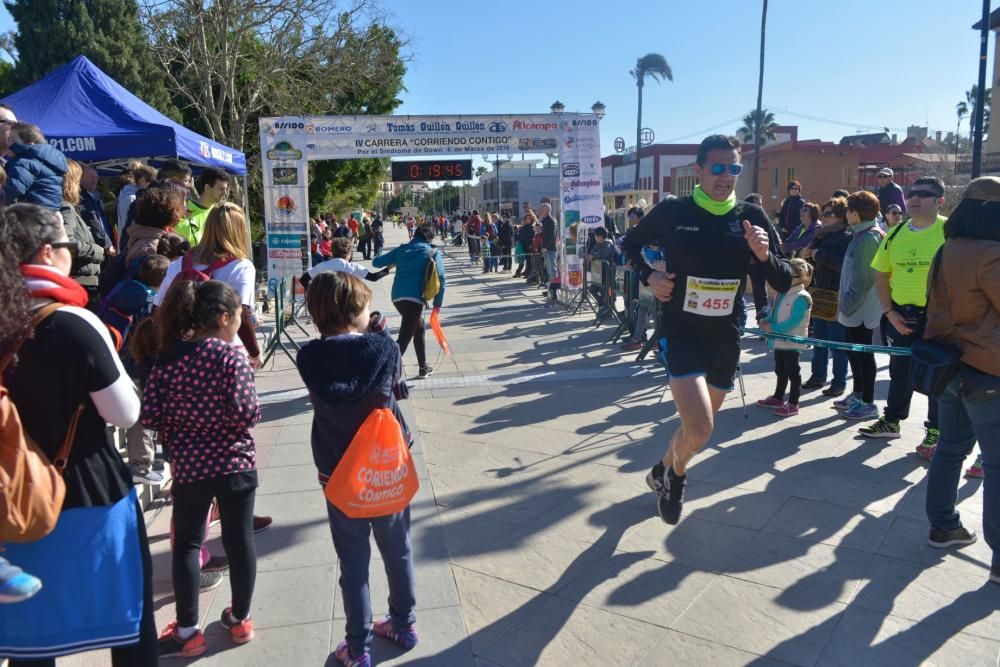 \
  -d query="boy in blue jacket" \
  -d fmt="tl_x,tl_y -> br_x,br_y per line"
2,123 -> 67,210
297,272 -> 417,667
